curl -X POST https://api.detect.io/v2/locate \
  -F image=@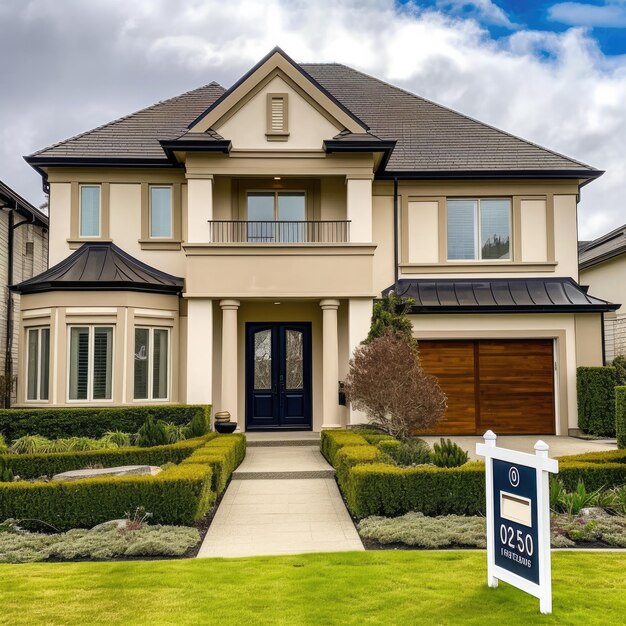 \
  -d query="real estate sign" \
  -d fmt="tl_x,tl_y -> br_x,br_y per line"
477,431 -> 558,614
